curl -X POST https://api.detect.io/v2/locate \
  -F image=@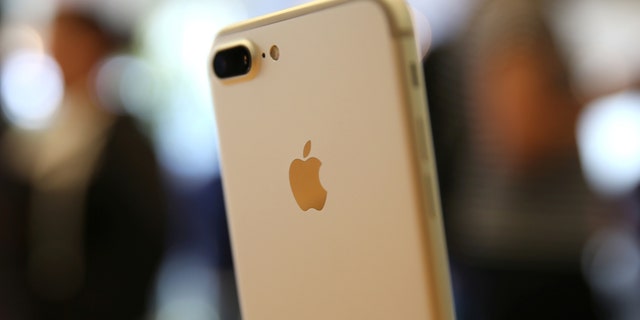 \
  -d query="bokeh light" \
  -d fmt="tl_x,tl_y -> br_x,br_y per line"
139,0 -> 247,186
584,228 -> 640,295
551,0 -> 640,95
95,54 -> 159,116
155,252 -> 219,320
0,50 -> 64,130
154,90 -> 220,187
578,91 -> 640,197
